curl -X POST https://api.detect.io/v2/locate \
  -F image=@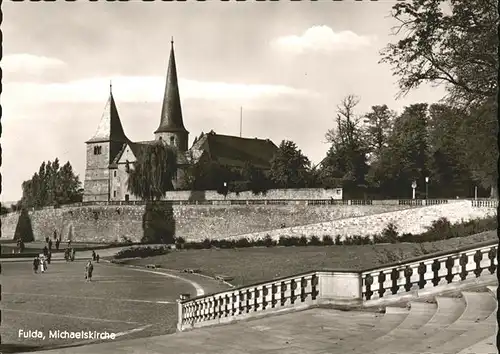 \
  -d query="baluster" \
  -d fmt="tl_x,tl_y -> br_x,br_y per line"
436,257 -> 448,285
390,268 -> 400,294
459,253 -> 469,280
311,274 -> 319,300
246,289 -> 252,313
464,251 -> 477,280
431,259 -> 441,286
290,279 -> 297,304
380,270 -> 391,298
231,292 -> 238,316
281,281 -> 289,306
218,295 -> 224,318
224,294 -> 231,317
473,250 -> 484,277
304,275 -> 313,301
364,273 -> 374,300
254,287 -> 261,312
396,268 -> 407,294
479,249 -> 491,274
273,283 -> 281,308
488,247 -> 497,274
262,285 -> 268,310
238,290 -> 244,315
